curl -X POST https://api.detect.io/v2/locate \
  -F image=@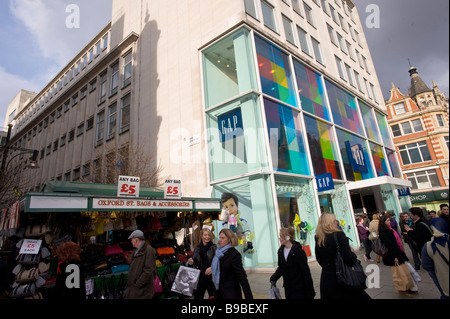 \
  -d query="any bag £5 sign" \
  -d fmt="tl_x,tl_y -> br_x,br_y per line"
117,175 -> 140,198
